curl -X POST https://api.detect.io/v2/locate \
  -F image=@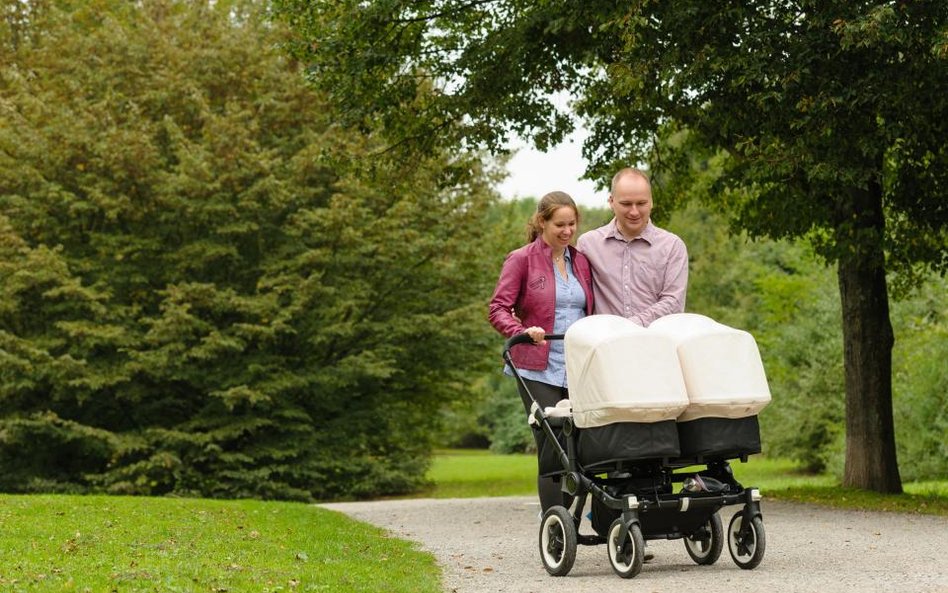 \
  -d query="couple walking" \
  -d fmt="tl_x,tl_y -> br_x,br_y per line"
488,167 -> 689,512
